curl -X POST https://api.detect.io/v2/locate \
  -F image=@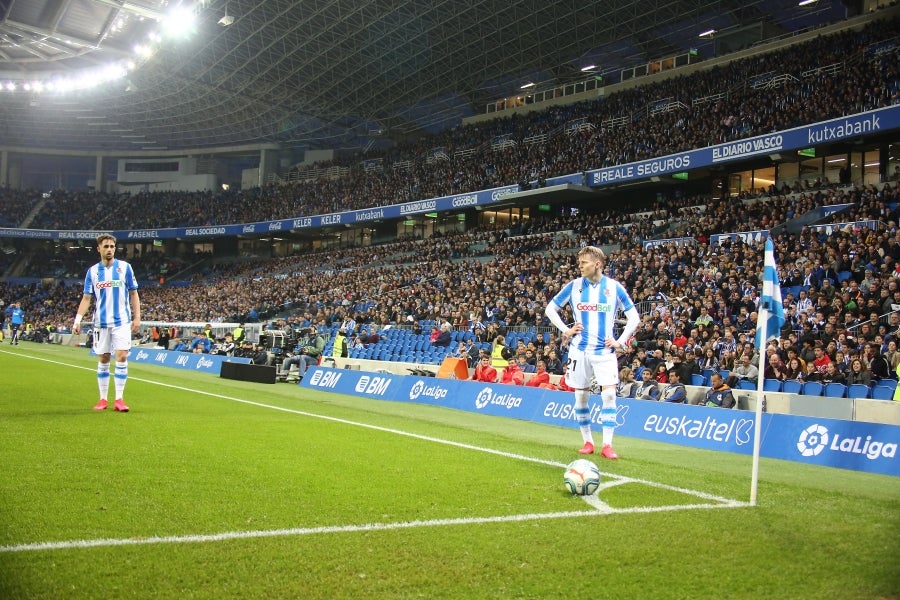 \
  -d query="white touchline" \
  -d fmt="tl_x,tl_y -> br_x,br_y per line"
0,351 -> 751,553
